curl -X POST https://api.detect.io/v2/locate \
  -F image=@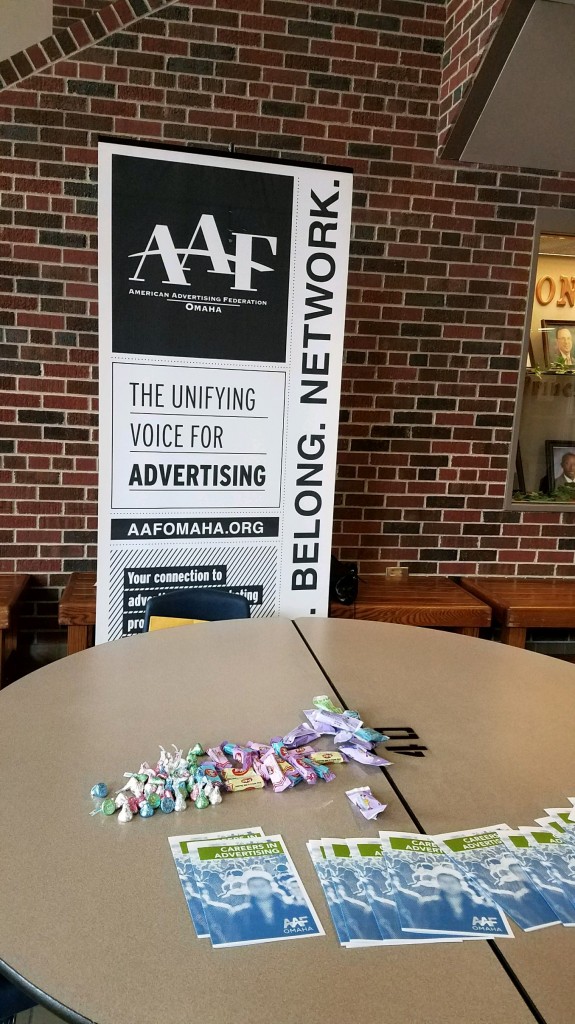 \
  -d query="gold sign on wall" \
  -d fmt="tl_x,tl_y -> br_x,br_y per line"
535,275 -> 575,306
